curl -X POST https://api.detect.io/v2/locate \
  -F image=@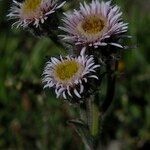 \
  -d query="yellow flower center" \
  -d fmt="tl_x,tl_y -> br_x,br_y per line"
22,0 -> 41,13
77,15 -> 106,37
55,60 -> 80,81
